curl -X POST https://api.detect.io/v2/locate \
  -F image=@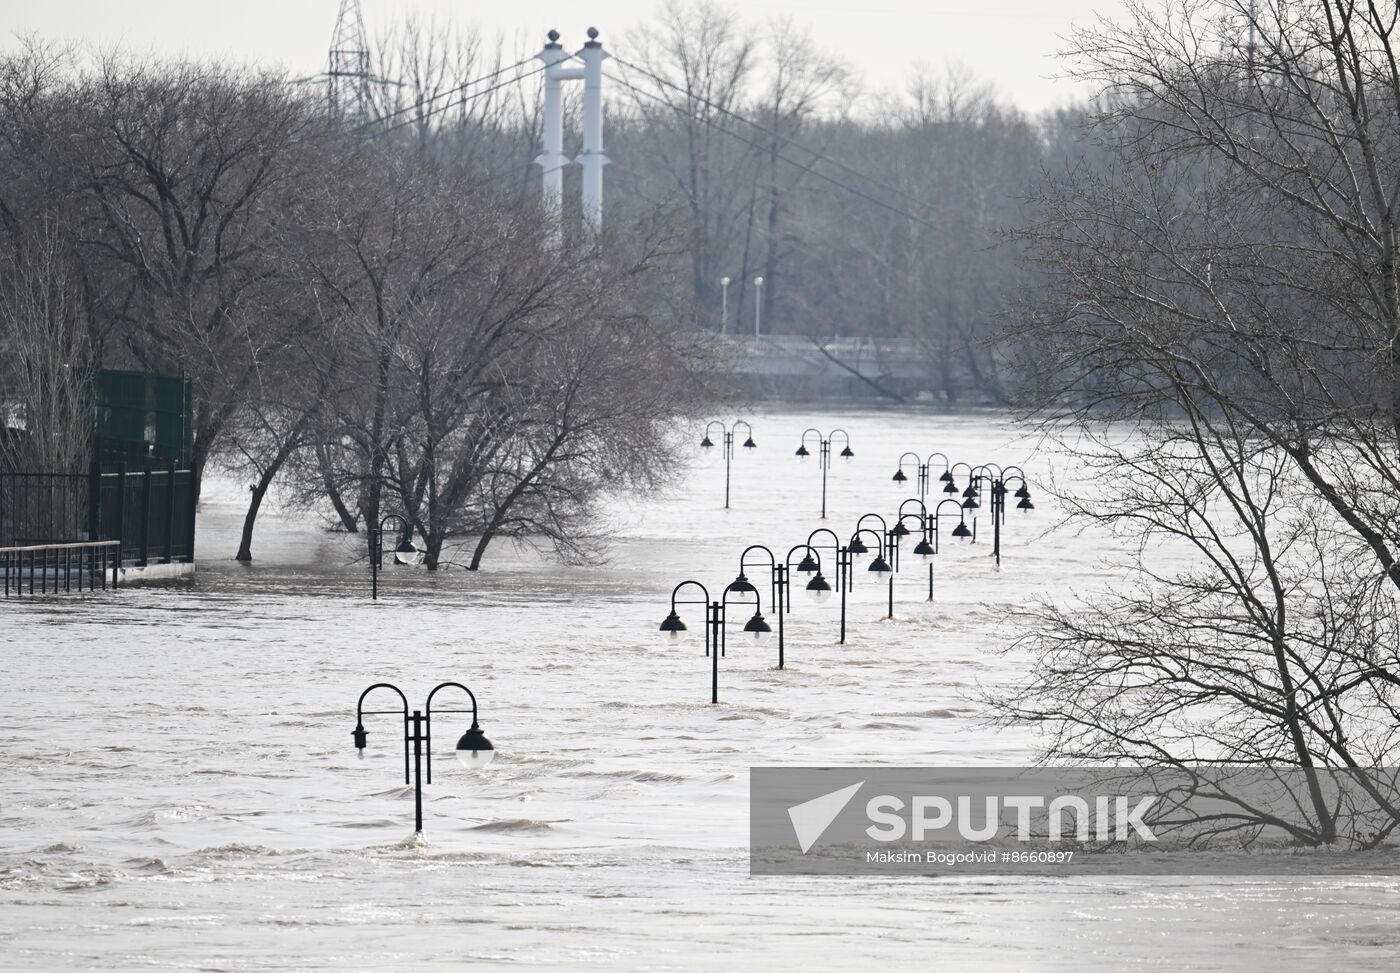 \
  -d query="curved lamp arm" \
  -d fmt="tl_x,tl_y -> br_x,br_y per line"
423,680 -> 483,784
898,498 -> 929,521
850,526 -> 884,553
970,463 -> 1001,486
353,682 -> 410,783
739,543 -> 777,572
933,498 -> 967,519
829,429 -> 851,447
378,513 -> 409,534
426,681 -> 480,727
356,682 -> 409,724
731,419 -> 754,439
739,543 -> 778,606
374,514 -> 410,568
669,579 -> 711,610
855,512 -> 888,534
896,511 -> 926,533
925,452 -> 951,474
